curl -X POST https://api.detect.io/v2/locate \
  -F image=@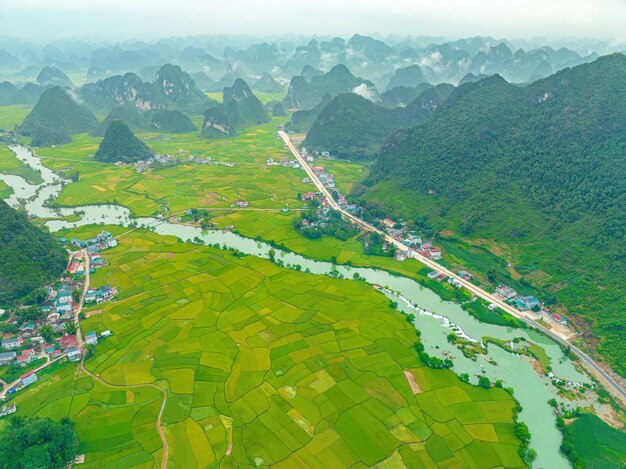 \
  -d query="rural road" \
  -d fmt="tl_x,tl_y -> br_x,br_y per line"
79,364 -> 169,469
279,130 -> 626,407
75,250 -> 169,467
